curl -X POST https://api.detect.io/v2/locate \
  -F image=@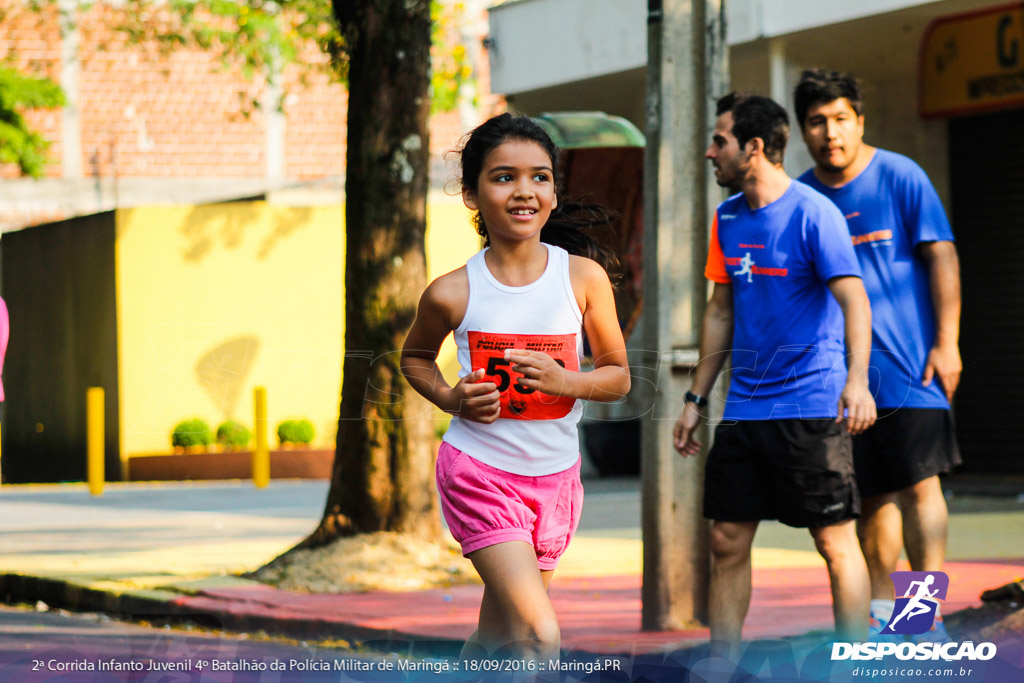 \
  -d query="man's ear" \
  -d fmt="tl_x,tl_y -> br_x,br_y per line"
745,137 -> 765,160
462,187 -> 478,211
